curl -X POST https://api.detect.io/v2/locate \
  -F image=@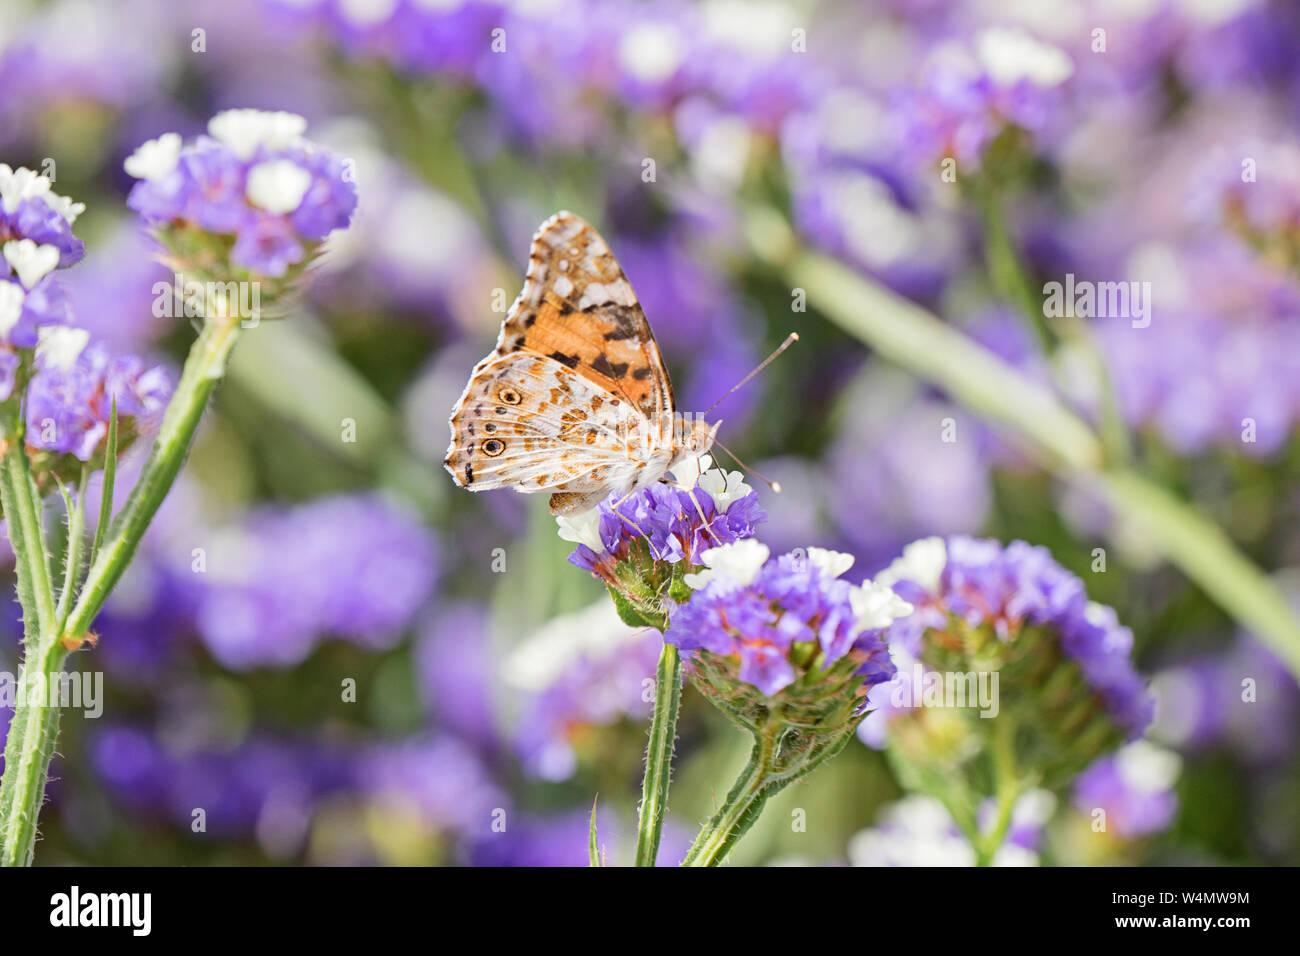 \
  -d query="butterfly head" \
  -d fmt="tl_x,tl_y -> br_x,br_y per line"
673,416 -> 721,464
